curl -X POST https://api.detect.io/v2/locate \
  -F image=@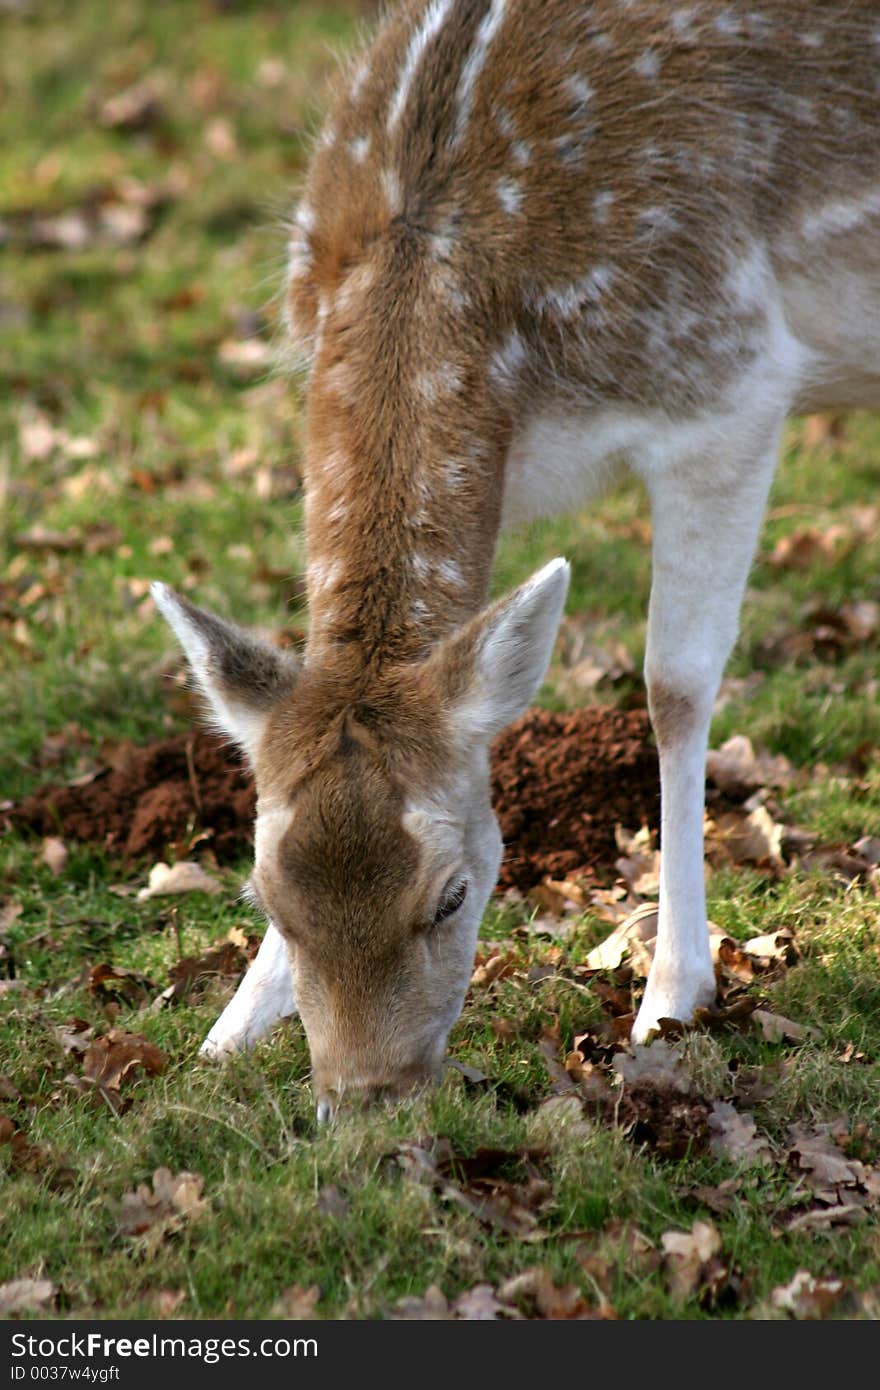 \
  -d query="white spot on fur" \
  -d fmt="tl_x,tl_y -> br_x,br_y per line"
553,133 -> 590,165
411,552 -> 432,582
488,329 -> 528,390
308,557 -> 344,595
349,135 -> 370,162
321,360 -> 357,402
633,49 -> 661,79
438,557 -> 466,588
441,458 -> 469,490
495,108 -> 515,138
336,260 -> 377,315
295,203 -> 315,236
671,8 -> 698,39
799,188 -> 880,243
565,74 -> 594,107
453,0 -> 508,146
349,59 -> 370,103
382,168 -> 403,215
417,363 -> 464,401
636,206 -> 680,240
388,0 -> 456,131
497,176 -> 522,215
287,241 -> 312,281
324,496 -> 349,526
722,245 -> 771,311
432,229 -> 458,263
511,139 -> 531,167
430,263 -> 469,312
713,12 -> 741,36
592,190 -> 615,225
536,264 -> 615,320
787,95 -> 816,124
